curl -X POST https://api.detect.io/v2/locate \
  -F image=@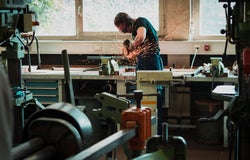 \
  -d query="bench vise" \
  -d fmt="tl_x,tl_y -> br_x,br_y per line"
93,92 -> 130,123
